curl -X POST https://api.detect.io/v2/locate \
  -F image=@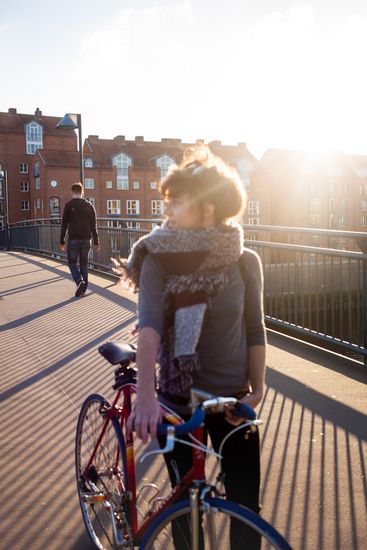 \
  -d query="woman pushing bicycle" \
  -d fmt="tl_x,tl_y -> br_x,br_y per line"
120,145 -> 266,549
